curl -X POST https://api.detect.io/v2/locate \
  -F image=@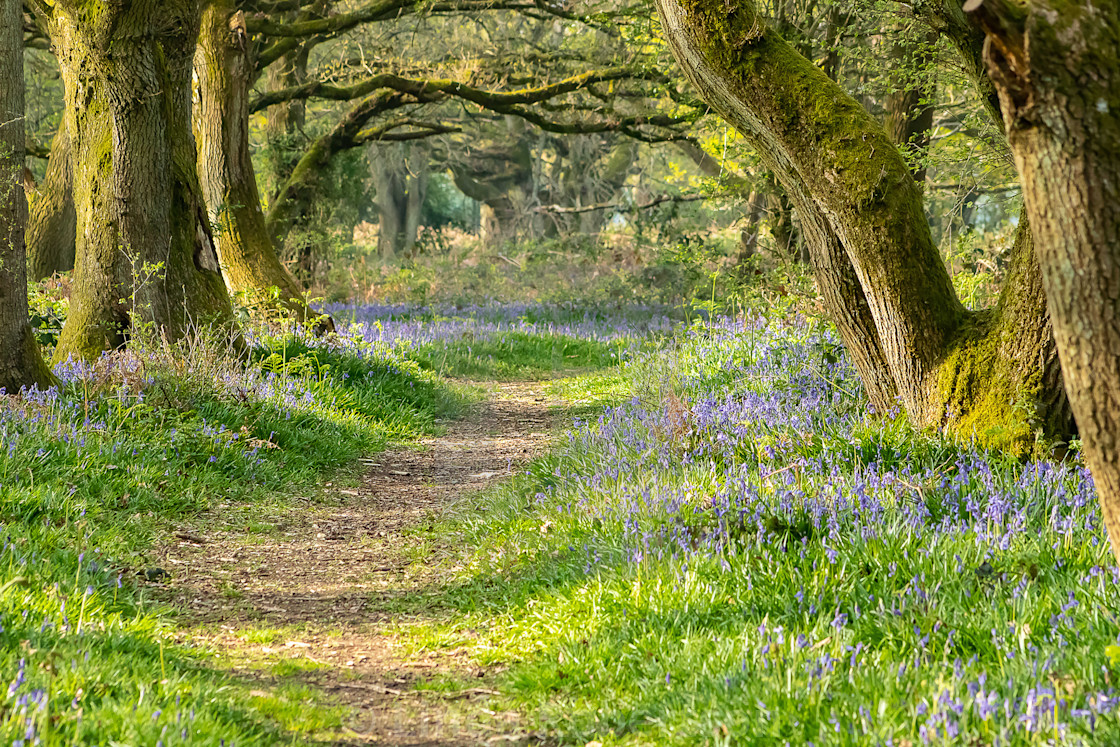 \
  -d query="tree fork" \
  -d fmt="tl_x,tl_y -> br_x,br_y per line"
654,0 -> 1070,452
